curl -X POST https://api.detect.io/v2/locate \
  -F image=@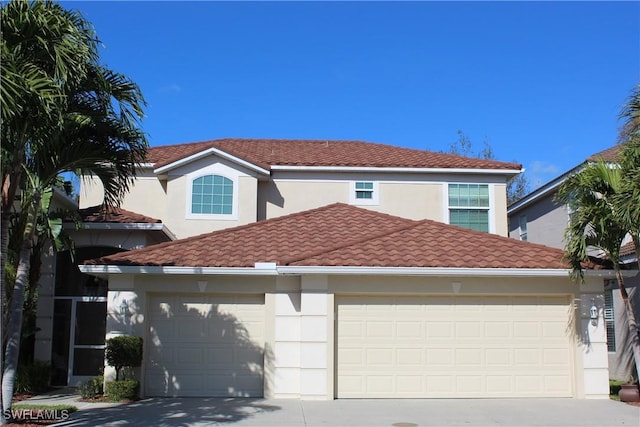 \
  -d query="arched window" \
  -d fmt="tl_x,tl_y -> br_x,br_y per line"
191,175 -> 233,214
